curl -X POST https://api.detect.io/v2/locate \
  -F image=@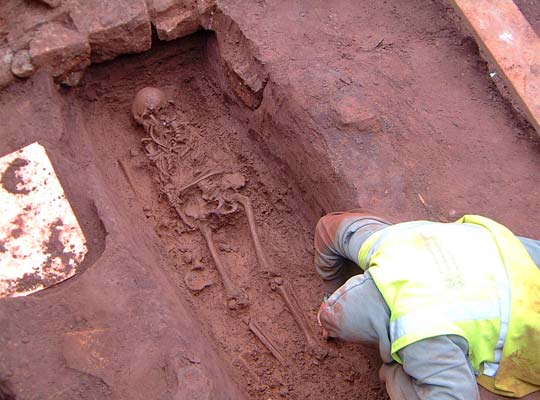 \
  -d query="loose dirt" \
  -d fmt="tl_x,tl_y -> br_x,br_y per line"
74,33 -> 388,400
